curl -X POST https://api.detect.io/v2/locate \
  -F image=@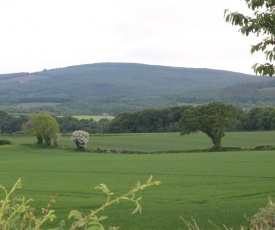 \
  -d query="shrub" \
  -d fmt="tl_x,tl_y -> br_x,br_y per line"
71,130 -> 89,151
181,198 -> 275,229
253,145 -> 275,151
0,140 -> 12,146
